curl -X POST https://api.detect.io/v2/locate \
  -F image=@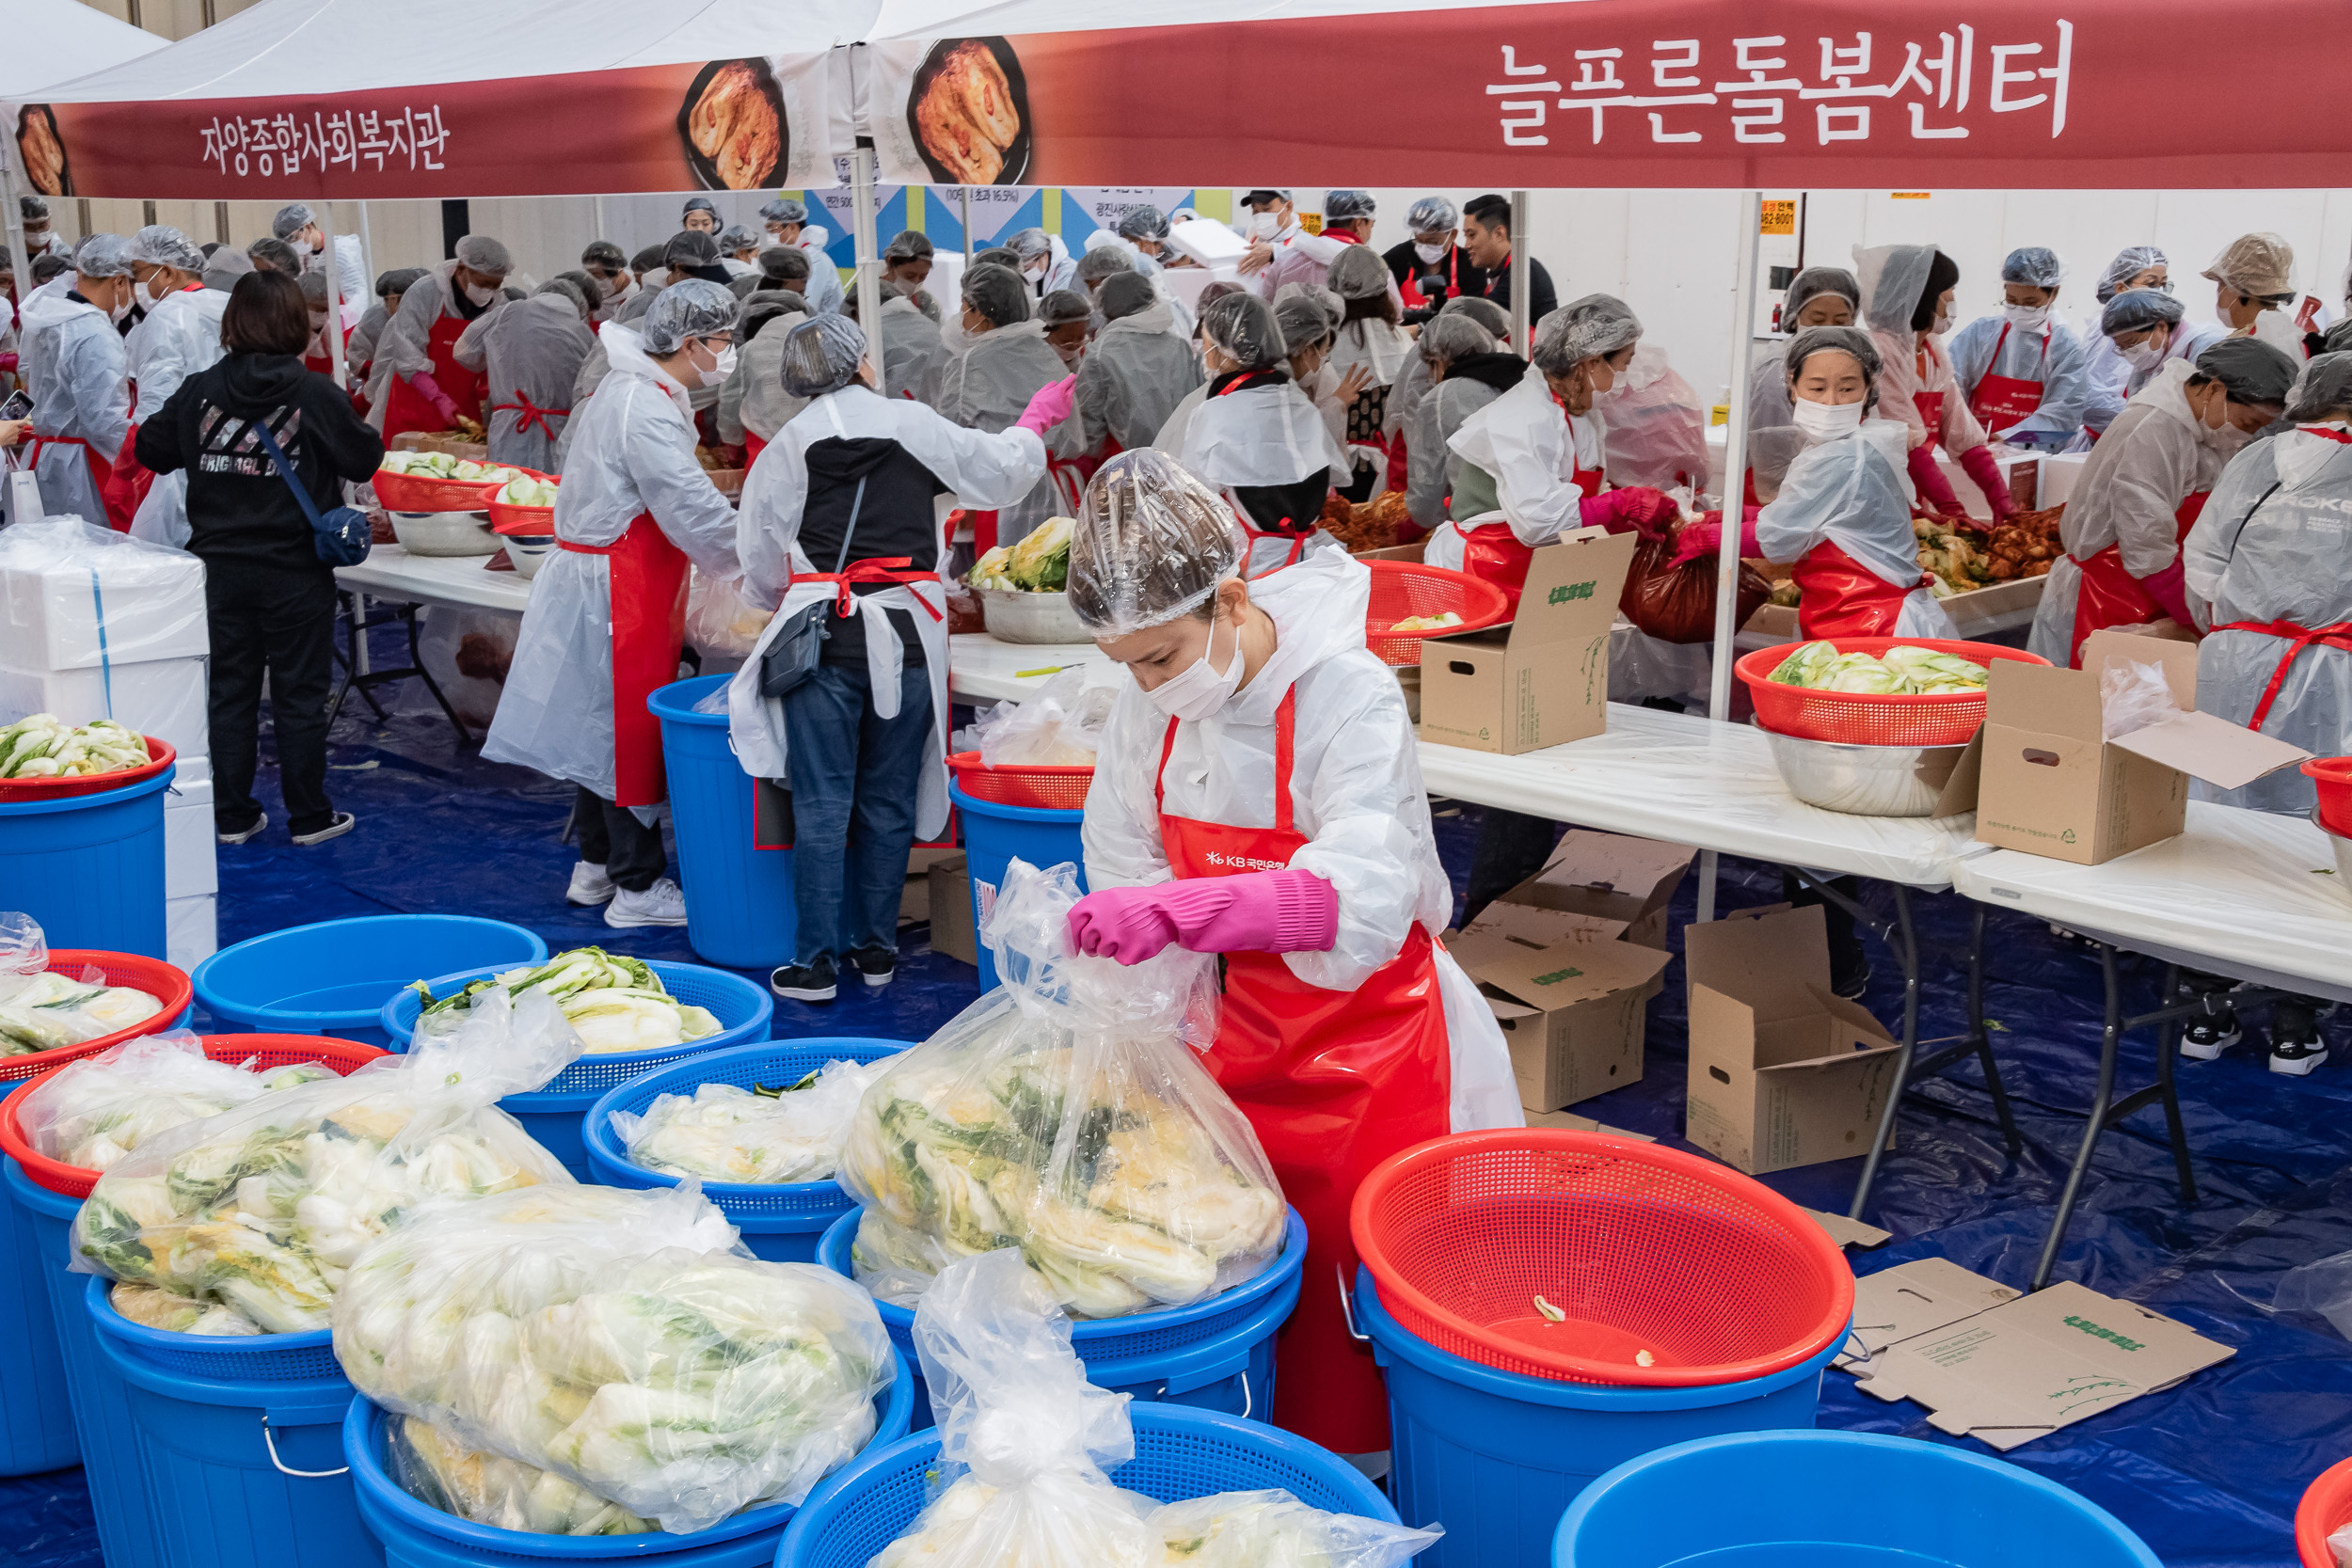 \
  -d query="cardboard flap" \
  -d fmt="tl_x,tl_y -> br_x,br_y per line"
1462,901 -> 1632,950
1536,829 -> 1697,912
1805,1210 -> 1894,1251
1989,657 -> 2106,740
1932,728 -> 1985,816
1752,1012 -> 1902,1073
2107,709 -> 2312,790
1502,530 -> 1639,652
2083,628 -> 2201,705
1683,903 -> 1833,1008
1471,935 -> 1673,1011
1835,1258 -> 2021,1367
